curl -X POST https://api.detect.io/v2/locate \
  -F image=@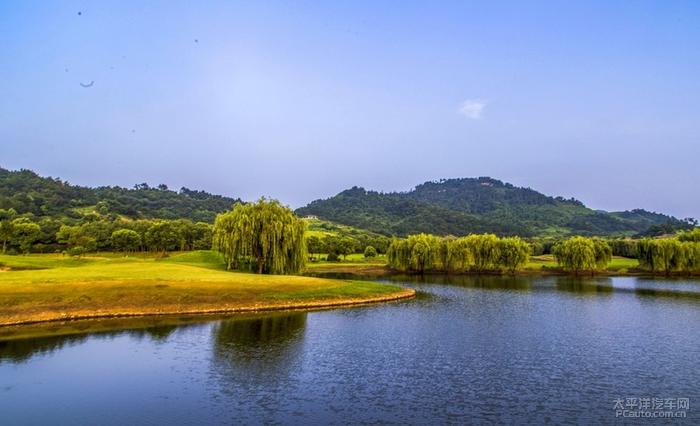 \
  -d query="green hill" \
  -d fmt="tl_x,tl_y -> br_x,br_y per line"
0,167 -> 239,222
296,177 -> 689,237
1,168 -> 690,238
